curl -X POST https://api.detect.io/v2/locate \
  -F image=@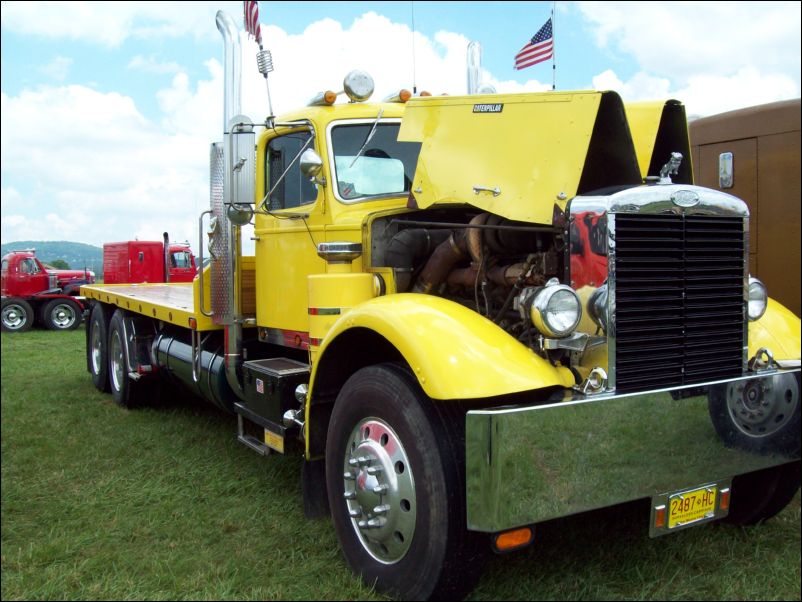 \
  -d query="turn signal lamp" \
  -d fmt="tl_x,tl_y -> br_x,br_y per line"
493,527 -> 534,553
747,276 -> 767,321
719,488 -> 731,511
654,504 -> 667,529
309,90 -> 338,106
384,89 -> 412,103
